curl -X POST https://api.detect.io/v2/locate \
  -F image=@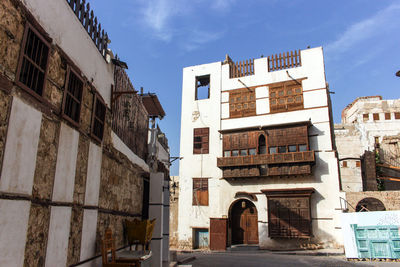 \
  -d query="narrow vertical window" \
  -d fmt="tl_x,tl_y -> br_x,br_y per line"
385,113 -> 391,120
91,94 -> 106,142
193,127 -> 209,154
195,75 -> 210,100
363,114 -> 369,122
62,67 -> 83,125
193,178 -> 208,206
16,23 -> 50,98
373,113 -> 379,121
